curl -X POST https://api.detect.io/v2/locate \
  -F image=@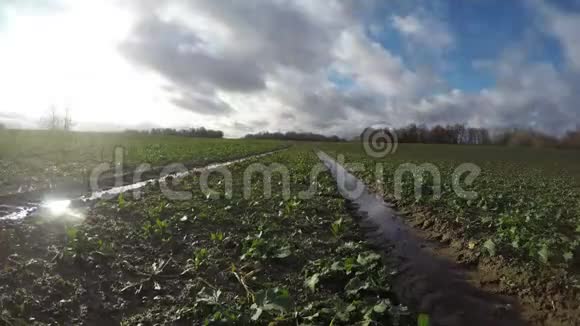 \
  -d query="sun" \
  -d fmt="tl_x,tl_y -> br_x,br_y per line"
0,1 -> 167,128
